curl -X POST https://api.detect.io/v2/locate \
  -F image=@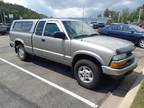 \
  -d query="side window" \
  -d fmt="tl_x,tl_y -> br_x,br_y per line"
122,26 -> 129,31
111,25 -> 122,31
13,22 -> 22,31
116,25 -> 121,31
22,22 -> 33,32
44,23 -> 60,37
13,21 -> 33,32
35,21 -> 46,36
111,25 -> 116,30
